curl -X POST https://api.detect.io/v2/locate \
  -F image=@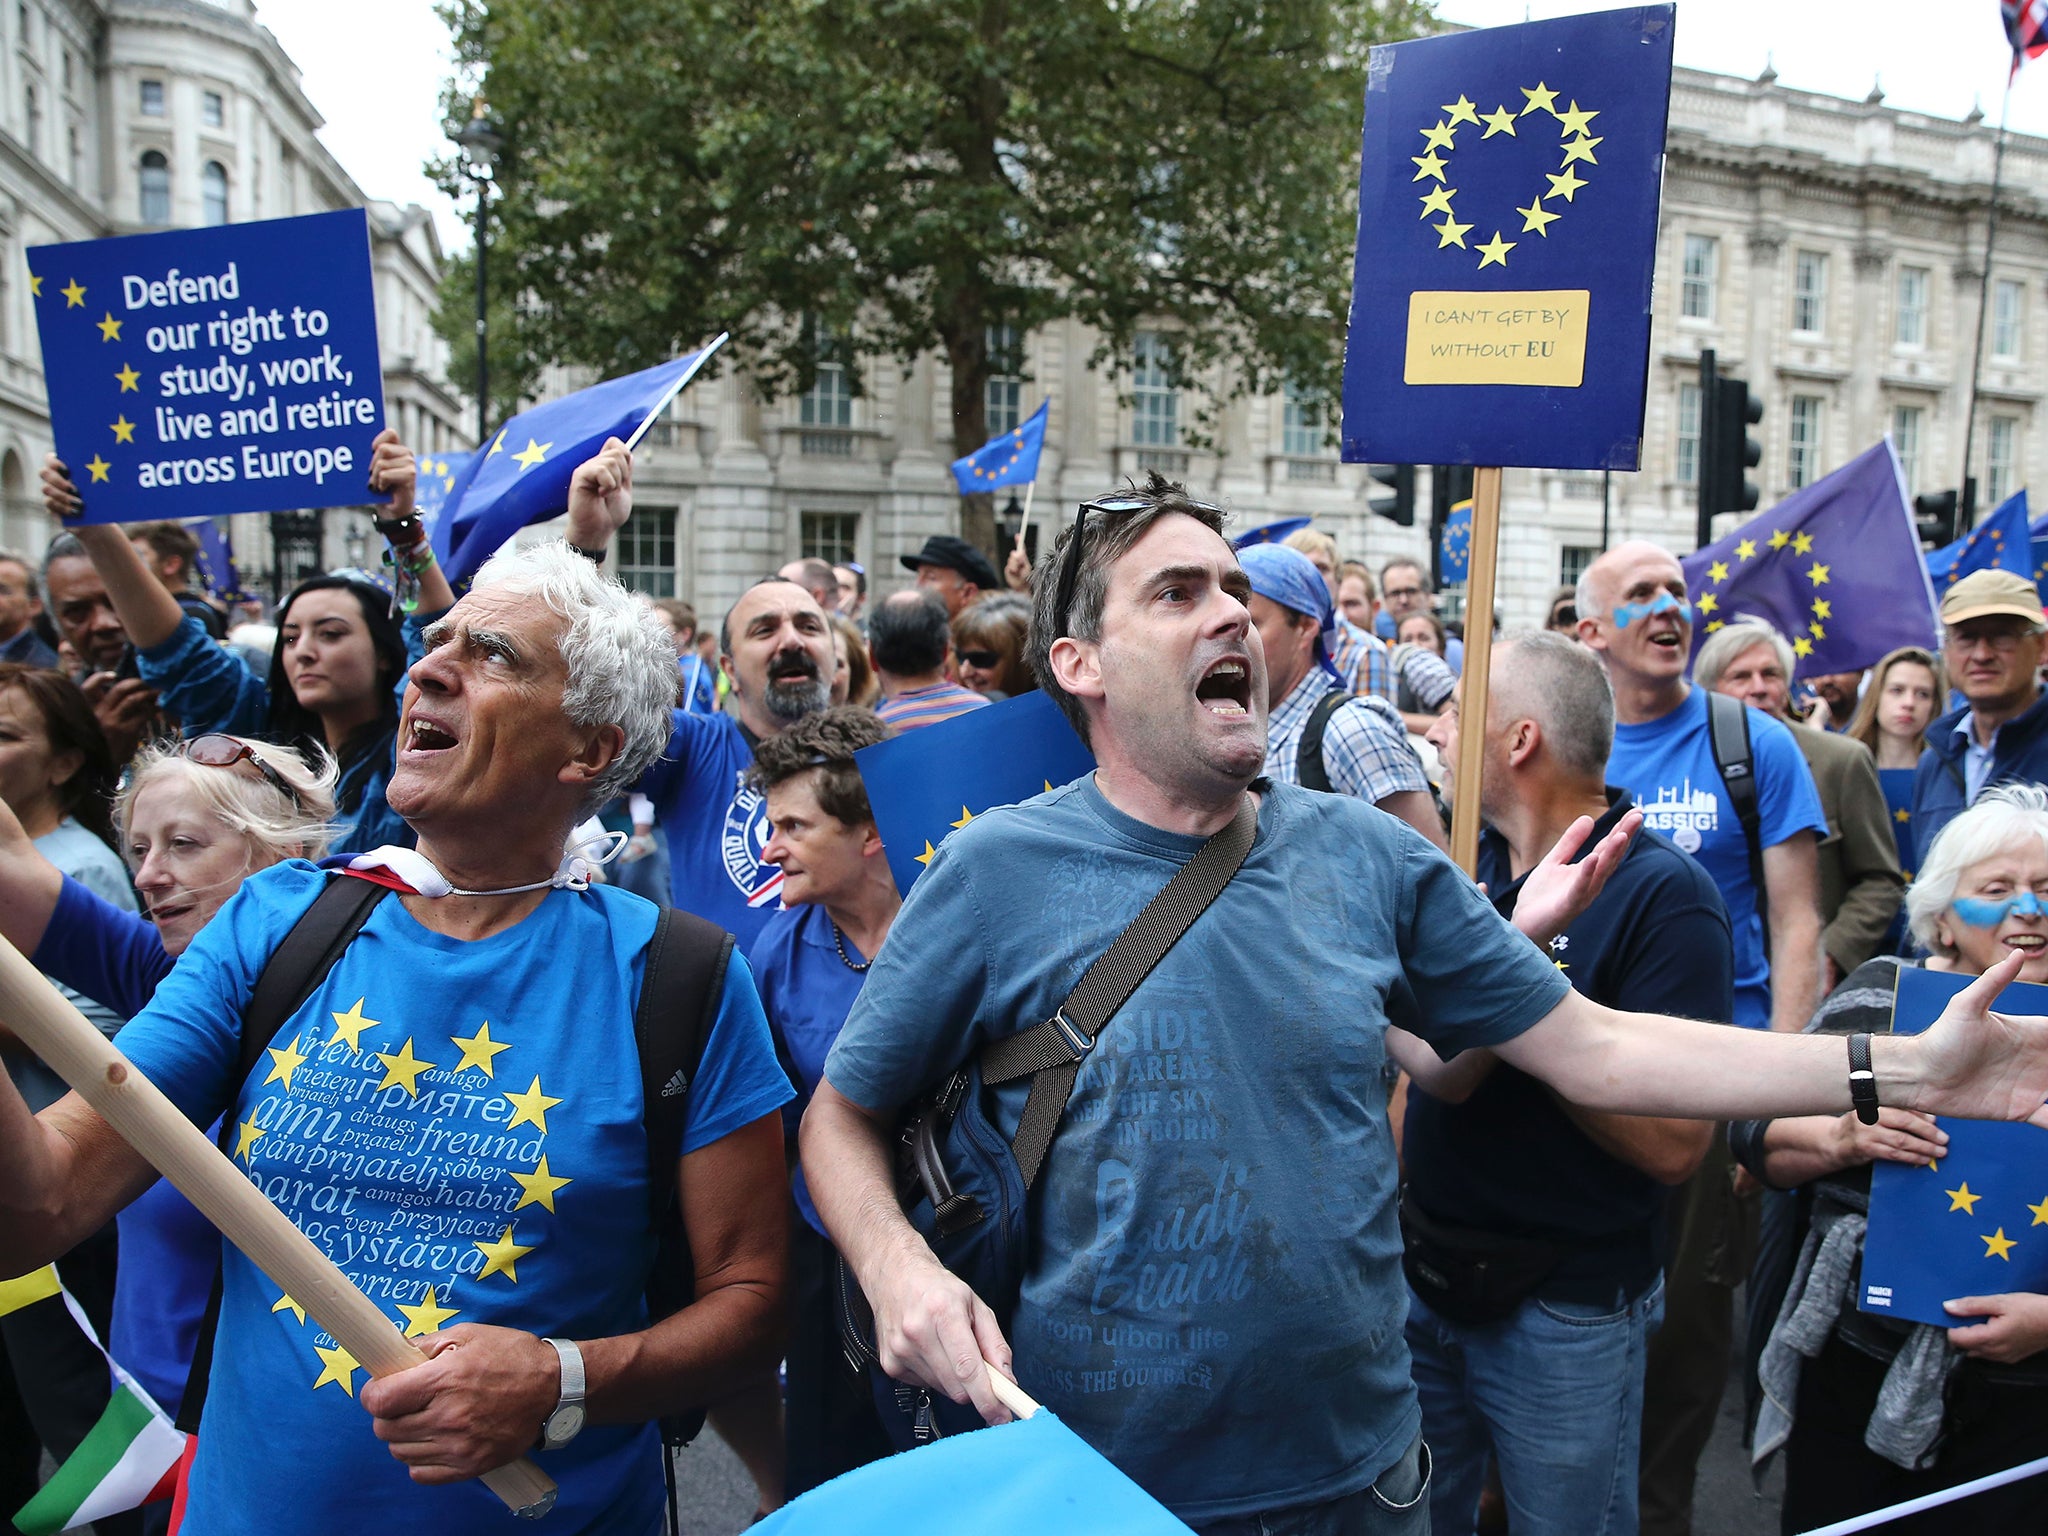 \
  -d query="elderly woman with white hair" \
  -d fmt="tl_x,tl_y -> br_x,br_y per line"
0,473 -> 795,1536
1732,783 -> 2048,1535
